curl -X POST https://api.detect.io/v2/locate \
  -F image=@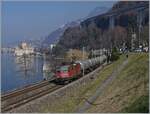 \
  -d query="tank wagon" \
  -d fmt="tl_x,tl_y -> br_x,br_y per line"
55,55 -> 107,82
75,55 -> 106,70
